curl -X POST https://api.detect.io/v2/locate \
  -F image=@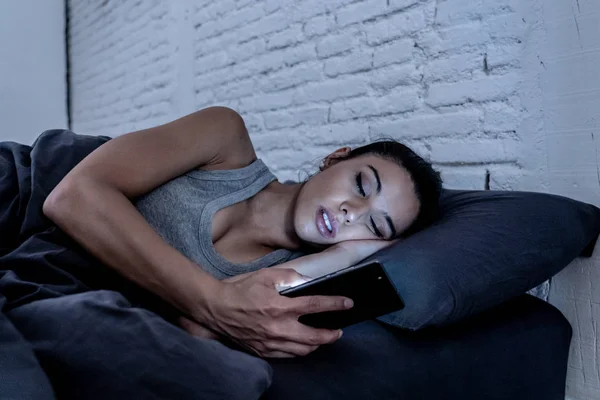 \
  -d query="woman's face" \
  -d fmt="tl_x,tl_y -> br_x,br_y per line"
293,149 -> 420,246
